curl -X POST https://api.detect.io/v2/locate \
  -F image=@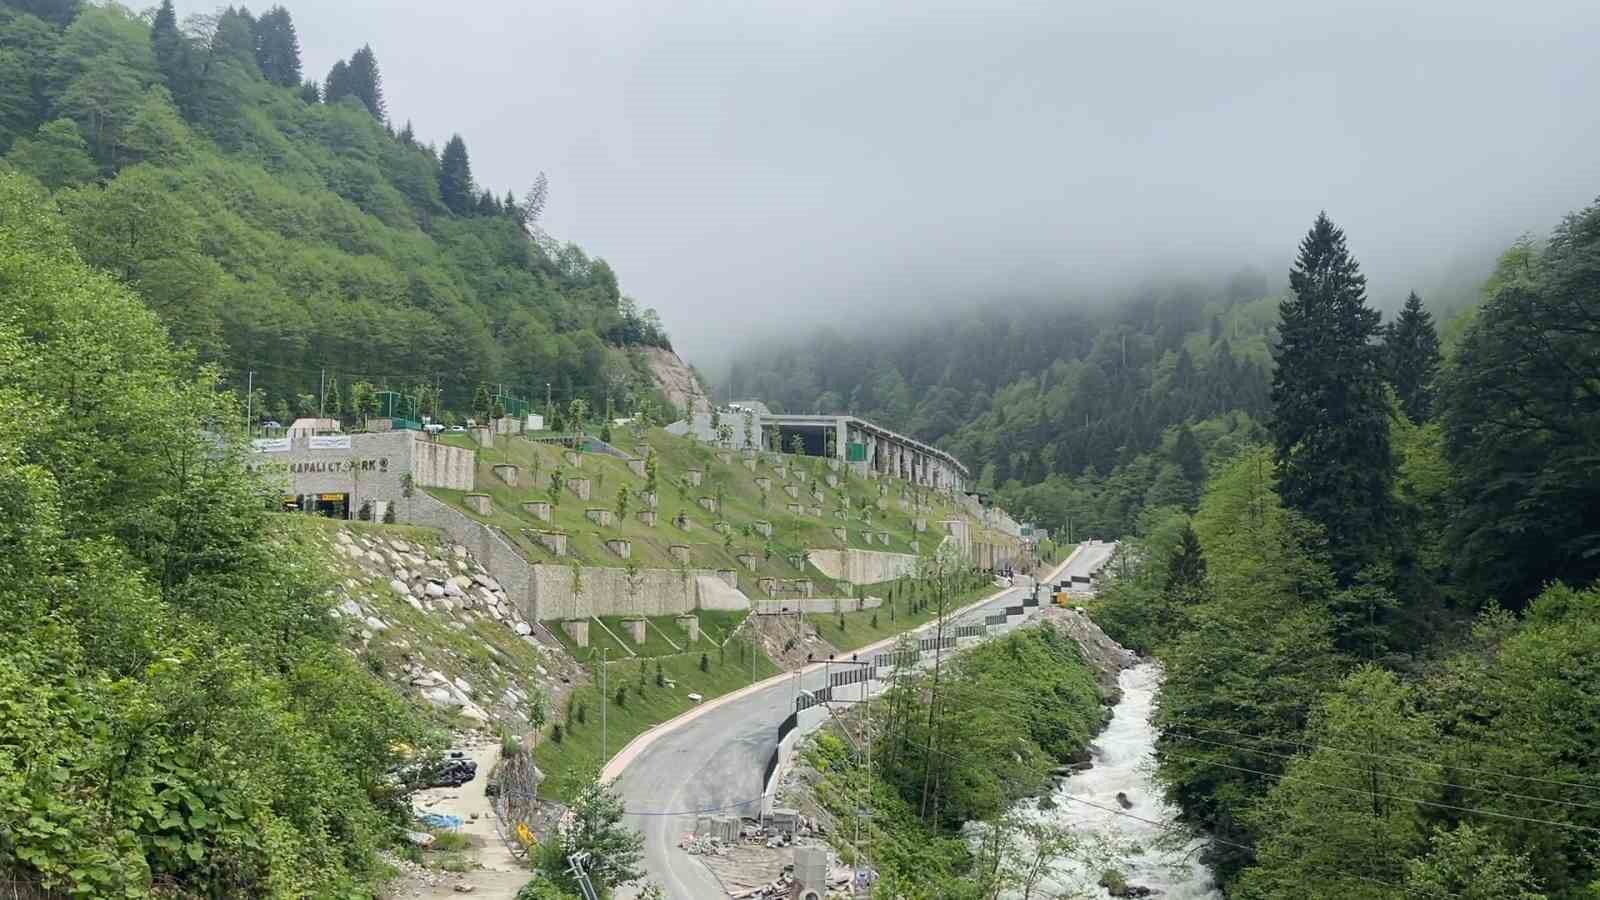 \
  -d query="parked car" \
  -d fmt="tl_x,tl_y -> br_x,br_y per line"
393,750 -> 477,789
449,425 -> 467,432
424,423 -> 445,434
261,420 -> 282,429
